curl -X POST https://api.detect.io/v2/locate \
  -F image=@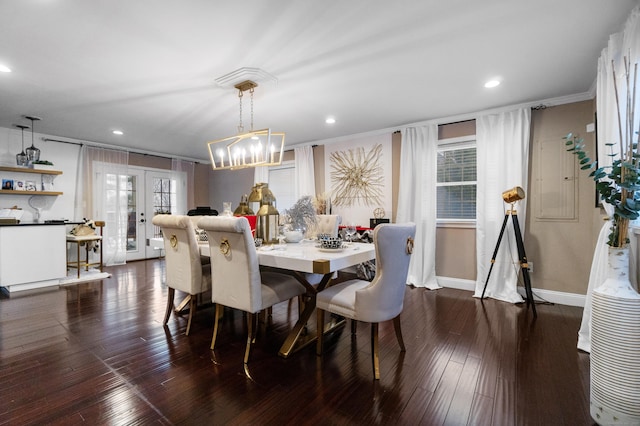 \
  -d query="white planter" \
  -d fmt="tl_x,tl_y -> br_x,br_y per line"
590,247 -> 640,425
32,164 -> 55,170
